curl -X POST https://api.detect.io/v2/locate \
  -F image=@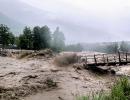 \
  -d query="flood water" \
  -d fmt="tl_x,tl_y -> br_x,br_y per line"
25,90 -> 75,100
